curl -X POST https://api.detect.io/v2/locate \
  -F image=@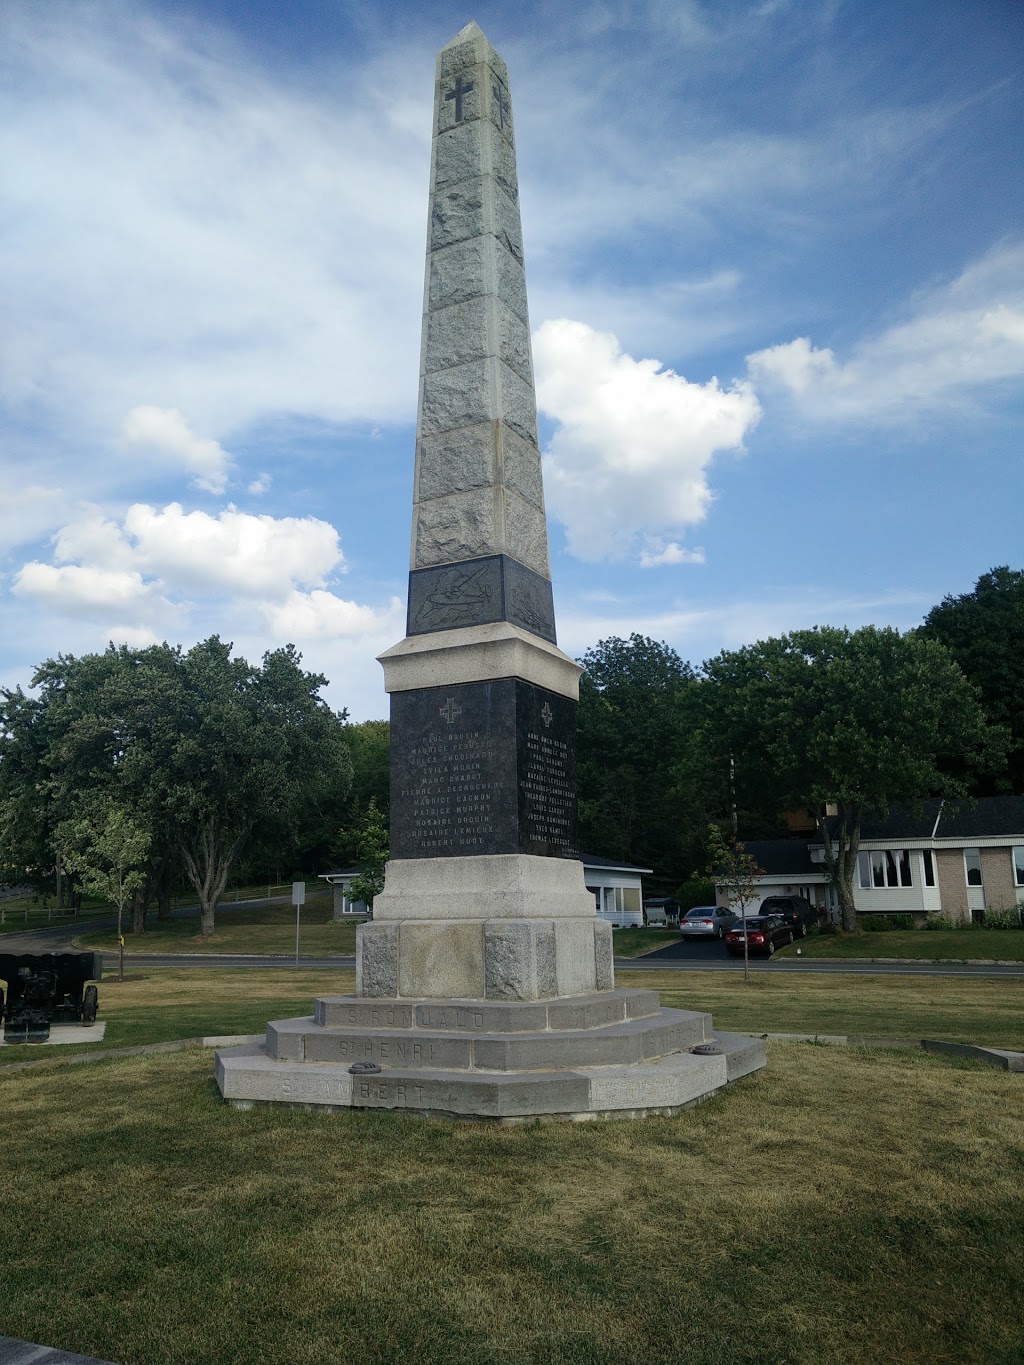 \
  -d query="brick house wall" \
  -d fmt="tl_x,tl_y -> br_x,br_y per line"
980,847 -> 1018,911
935,849 -> 969,923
